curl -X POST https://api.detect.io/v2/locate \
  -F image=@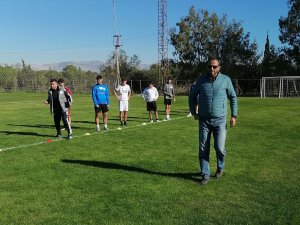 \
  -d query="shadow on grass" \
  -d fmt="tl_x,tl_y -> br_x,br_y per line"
7,123 -> 55,129
61,159 -> 201,183
0,130 -> 50,137
123,116 -> 148,122
71,120 -> 94,124
7,123 -> 81,129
